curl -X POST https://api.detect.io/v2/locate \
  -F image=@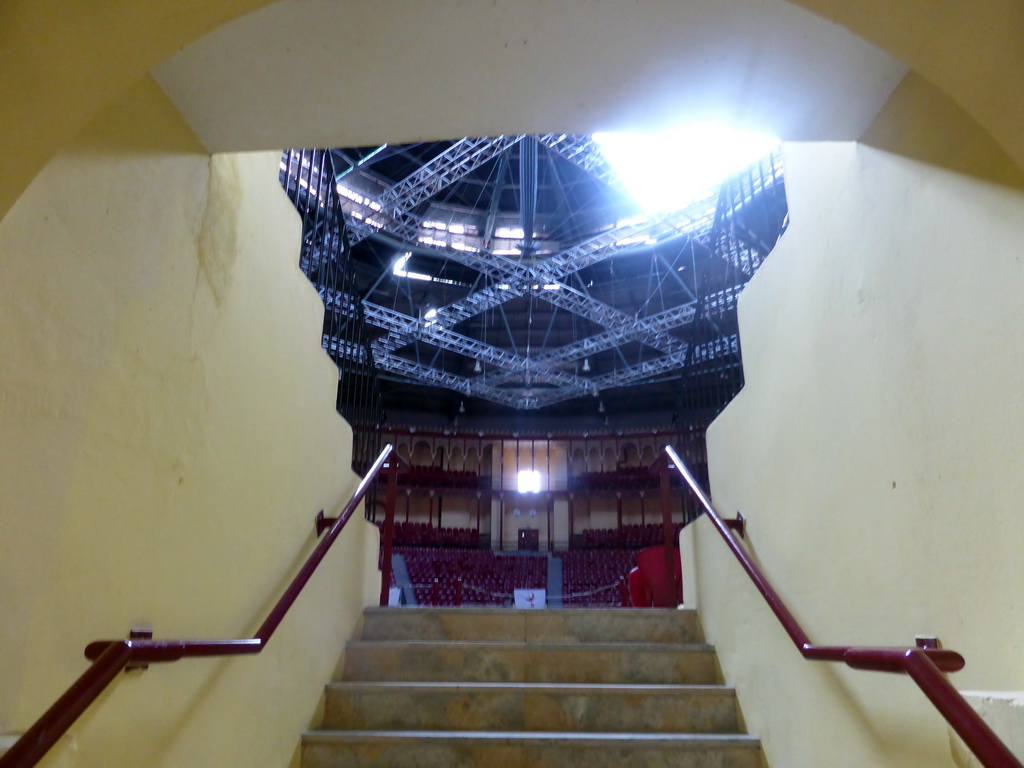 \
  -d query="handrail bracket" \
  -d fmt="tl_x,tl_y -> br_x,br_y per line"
315,510 -> 337,537
724,511 -> 745,538
125,628 -> 153,673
